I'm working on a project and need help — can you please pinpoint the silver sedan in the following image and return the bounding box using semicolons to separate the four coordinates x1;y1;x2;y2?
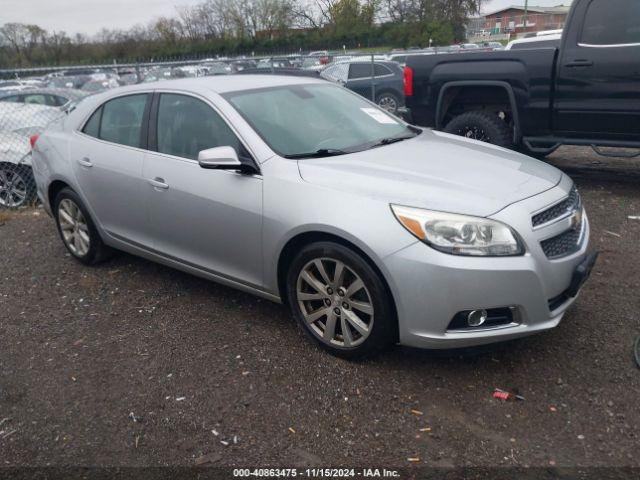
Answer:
30;76;596;358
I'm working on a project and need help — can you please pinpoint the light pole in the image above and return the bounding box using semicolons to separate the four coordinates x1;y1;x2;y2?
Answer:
523;0;528;29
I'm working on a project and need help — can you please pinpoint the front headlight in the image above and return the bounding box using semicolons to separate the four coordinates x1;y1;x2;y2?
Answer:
391;205;524;256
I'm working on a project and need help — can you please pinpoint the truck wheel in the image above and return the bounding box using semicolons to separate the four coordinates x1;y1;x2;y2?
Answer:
444;112;512;148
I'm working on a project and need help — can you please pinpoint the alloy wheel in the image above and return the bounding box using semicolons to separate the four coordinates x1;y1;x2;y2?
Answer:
0;168;28;208
296;257;374;347
458;126;490;142
58;198;91;257
377;95;398;113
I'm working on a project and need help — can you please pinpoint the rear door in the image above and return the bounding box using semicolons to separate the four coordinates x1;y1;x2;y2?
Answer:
554;0;640;139
347;63;377;100
70;93;152;246
142;92;263;287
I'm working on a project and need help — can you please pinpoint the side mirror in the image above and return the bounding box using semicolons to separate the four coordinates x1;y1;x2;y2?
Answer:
198;146;241;170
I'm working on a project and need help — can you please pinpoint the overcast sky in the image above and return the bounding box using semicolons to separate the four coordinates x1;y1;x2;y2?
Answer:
3;0;572;36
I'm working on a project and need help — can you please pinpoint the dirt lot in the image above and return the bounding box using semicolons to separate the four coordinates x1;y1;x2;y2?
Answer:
0;147;639;471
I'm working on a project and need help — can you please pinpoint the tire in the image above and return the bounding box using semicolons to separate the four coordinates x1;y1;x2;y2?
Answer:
376;91;401;115
0;163;37;209
53;187;112;265
286;241;397;359
444;111;512;149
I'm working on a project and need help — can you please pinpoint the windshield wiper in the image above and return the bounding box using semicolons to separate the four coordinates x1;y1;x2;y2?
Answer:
284;148;350;159
372;134;417;147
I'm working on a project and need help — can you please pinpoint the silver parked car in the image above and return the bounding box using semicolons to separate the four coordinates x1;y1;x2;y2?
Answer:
30;76;597;357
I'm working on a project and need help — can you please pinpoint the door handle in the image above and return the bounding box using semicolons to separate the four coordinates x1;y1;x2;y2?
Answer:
565;59;594;68
148;177;169;190
77;157;93;168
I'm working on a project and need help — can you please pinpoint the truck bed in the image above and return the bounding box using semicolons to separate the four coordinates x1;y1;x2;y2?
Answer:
406;49;559;135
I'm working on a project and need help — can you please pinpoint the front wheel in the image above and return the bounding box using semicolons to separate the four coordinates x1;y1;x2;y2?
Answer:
286;242;397;358
444;111;512;149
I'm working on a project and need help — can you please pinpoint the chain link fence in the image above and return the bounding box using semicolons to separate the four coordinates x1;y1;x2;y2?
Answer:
0;103;67;209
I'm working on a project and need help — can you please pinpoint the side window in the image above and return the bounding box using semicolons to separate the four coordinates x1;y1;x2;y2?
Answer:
322;64;348;82
349;63;371;79
0;95;21;103
82;106;102;138
581;0;640;46
156;93;242;160
46;95;66;107
99;94;148;148
23;94;47;105
374;64;392;76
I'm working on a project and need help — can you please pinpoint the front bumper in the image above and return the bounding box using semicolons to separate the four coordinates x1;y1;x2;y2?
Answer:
383;177;593;349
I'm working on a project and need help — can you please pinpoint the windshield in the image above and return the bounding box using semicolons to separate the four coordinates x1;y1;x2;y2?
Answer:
224;84;415;158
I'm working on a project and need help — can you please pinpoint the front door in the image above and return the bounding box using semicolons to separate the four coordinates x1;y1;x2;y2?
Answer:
143;93;263;288
554;0;640;139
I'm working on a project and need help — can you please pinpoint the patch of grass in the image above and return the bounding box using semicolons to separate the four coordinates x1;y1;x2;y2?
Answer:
0;210;14;225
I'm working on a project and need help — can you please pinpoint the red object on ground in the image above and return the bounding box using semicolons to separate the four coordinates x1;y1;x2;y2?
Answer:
493;390;511;401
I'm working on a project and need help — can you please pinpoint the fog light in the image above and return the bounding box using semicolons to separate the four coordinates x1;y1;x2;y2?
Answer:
467;309;488;327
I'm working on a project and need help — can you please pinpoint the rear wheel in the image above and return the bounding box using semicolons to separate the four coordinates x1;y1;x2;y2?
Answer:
376;92;401;114
286;242;397;358
444;111;512;149
54;188;112;265
0;164;37;209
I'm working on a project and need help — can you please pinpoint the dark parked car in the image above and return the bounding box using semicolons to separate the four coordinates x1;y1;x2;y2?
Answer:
320;60;405;114
404;0;640;157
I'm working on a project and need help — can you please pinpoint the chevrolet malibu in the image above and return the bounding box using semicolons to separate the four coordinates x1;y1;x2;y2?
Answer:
30;76;597;358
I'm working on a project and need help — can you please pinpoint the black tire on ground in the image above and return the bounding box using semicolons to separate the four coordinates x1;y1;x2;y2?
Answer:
0;163;37;209
53;187;113;265
444;111;513;149
376;91;401;114
286;241;397;359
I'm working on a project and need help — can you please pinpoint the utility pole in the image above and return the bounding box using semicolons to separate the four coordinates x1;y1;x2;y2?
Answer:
523;0;528;29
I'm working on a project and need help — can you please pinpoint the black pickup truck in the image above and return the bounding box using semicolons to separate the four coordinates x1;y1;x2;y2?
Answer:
404;0;640;157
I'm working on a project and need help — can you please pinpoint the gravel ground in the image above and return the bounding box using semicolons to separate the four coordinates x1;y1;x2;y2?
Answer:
0;147;639;470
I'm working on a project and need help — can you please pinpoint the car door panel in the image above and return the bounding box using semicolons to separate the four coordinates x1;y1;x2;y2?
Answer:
70;93;152;246
143;154;263;287
143;92;263;288
71;136;148;244
554;0;640;139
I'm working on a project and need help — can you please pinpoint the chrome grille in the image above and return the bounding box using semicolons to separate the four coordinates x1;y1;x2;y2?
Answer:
532;186;580;227
540;227;582;259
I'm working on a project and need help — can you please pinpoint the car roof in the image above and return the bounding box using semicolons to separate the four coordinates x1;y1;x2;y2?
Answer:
98;75;327;95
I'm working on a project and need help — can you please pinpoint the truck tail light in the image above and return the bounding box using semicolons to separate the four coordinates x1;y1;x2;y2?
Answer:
403;66;413;97
30;134;40;149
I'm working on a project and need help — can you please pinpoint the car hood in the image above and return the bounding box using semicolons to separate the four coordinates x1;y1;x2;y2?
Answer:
297;129;563;217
